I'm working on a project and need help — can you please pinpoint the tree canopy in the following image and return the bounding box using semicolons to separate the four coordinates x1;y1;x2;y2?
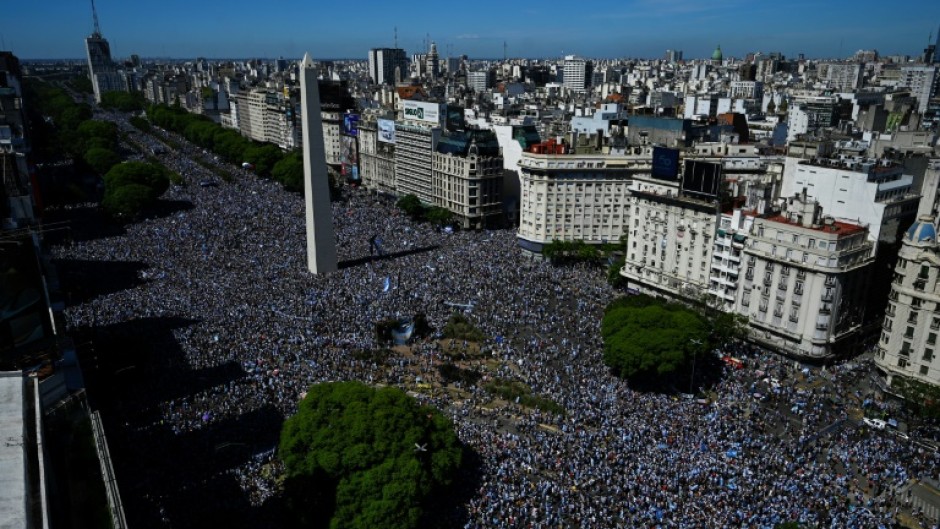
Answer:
100;91;146;112
601;295;710;385
396;194;424;220
279;382;463;529
83;147;121;176
101;162;170;219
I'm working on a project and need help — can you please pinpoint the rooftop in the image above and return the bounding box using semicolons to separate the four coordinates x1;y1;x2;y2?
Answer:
764;214;867;237
0;372;25;529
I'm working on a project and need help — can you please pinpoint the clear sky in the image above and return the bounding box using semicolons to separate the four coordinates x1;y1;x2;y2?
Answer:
4;0;940;61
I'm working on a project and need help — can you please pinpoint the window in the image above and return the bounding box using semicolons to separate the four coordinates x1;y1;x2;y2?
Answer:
921;365;929;376
924;349;934;362
929;332;937;345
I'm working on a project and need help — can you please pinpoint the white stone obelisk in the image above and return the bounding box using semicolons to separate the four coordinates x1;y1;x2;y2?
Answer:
299;52;338;274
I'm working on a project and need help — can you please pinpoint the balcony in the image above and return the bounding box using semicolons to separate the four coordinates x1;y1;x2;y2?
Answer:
821;293;833;302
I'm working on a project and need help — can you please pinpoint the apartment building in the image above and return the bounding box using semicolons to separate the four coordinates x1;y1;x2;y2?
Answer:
432;129;503;228
517;140;648;252
358;112;397;194
394;100;443;203
739;191;874;358
876;216;940;389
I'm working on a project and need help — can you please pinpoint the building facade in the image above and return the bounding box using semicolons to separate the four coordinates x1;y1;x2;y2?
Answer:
517;141;648;252
368;48;408;85
738;192;874;358
432;129;503;228
876;216;940;389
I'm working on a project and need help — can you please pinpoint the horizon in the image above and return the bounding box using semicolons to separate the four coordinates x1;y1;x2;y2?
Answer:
3;0;940;62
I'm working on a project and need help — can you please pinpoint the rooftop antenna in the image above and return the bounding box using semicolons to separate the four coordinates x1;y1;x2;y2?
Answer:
90;0;101;36
504;40;507;61
394;26;398;49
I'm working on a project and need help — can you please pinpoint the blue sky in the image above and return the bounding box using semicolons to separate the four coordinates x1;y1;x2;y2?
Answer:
4;0;940;60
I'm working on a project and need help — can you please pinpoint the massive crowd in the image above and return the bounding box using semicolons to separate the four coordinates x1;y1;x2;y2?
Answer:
51;110;940;528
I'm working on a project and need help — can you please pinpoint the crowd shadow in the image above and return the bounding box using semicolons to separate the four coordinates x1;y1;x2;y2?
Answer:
72;315;285;528
108;405;285;529
338;244;440;270
54;258;150;307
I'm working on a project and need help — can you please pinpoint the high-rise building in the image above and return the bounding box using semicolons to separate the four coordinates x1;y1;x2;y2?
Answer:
563;55;591;93
899;65;940;114
825;62;865;92
426;42;440;80
467;70;490;92
395;100;442;203
84;0;122;103
368;48;408;85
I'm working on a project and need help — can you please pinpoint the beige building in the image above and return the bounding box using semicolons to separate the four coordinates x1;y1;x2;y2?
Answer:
876;216;940;389
432;130;503;229
739;191;874;358
517;145;648;252
358;112;397;194
620;171;720;299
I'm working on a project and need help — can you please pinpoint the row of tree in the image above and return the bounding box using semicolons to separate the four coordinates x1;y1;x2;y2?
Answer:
100;162;171;219
395;194;454;227
146;104;308;192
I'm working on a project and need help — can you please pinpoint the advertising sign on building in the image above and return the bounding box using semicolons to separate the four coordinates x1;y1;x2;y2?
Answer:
378;119;396;144
342;113;360;136
341;135;360;182
651;146;680;181
402;100;441;125
682;160;722;200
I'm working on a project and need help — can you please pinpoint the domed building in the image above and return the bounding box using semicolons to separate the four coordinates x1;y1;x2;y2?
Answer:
711;45;723;65
876;215;940;390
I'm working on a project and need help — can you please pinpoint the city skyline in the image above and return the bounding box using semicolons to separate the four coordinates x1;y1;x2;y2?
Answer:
3;0;940;61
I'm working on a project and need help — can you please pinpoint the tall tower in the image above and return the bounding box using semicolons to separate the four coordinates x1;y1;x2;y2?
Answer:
299;53;338;274
85;0;120;103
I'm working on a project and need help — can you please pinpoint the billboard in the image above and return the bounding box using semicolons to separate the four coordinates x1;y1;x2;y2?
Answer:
682;160;722;200
342;113;359;136
341;135;360;182
651;146;680;181
446;104;465;131
378;119;396;144
403;100;440;124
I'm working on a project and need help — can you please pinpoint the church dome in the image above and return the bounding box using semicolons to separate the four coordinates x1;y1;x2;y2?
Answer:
712;45;723;61
905;215;938;245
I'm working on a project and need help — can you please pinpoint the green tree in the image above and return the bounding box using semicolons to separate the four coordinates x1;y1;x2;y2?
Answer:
100;91;146;112
279;382;463;529
69;75;94;94
601;296;709;384
396;194;425;219
83;147;121;176
77;119;118;150
607;256;627;288
244;143;284;178
103;161;169;200
271;151;304;192
101;183;153;219
892;376;940;420
425;206;453;227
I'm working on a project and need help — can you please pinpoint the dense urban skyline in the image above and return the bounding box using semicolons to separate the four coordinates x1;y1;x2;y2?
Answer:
4;0;940;60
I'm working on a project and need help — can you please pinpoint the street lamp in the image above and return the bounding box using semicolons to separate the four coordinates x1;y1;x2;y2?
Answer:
689;338;703;394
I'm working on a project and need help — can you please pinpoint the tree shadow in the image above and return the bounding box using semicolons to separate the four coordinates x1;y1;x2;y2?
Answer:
42;204;126;244
54;259;150;306
422;445;483;529
338;244;440;270
142;199;194;220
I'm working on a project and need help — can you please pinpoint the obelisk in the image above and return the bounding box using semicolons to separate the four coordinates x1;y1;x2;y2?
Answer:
299;52;338;274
